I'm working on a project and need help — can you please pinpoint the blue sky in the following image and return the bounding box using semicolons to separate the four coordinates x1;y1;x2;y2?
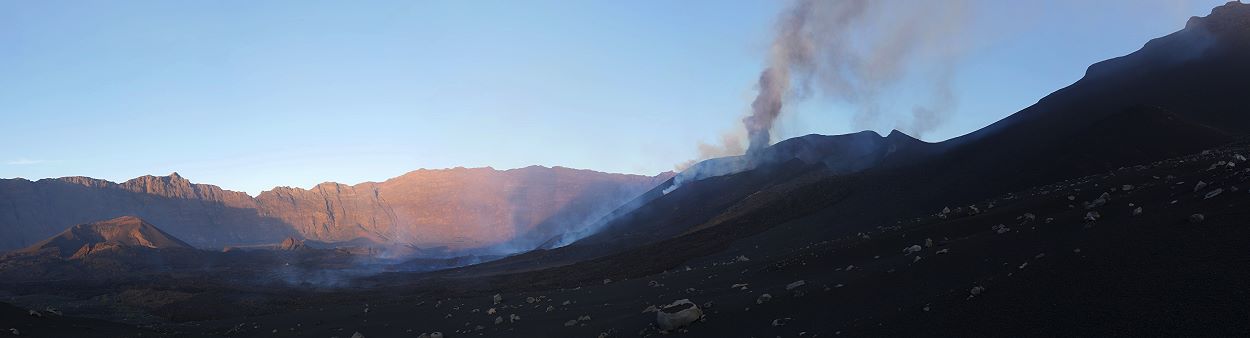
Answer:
0;0;1232;195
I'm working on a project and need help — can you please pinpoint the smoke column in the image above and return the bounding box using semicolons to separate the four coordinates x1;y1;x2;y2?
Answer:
740;0;970;153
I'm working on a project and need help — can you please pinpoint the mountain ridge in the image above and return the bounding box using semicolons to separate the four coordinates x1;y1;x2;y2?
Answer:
0;166;673;252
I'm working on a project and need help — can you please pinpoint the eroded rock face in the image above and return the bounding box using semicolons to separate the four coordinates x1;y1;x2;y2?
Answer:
21;216;193;258
0;167;672;251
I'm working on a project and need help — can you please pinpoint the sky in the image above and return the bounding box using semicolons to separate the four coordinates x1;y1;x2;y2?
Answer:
0;0;1234;195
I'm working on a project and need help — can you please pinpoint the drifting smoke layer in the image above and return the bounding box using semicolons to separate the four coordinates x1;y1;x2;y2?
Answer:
704;0;971;158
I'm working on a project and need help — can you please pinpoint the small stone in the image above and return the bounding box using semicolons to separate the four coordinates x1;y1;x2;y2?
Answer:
785;280;806;291
903;245;923;254
492;294;503;305
564;320;579;327
970;286;985;296
1194;181;1208;192
756;293;772;304
430;333;444;338
1084;211;1100;222
1189;214;1206;223
1205;188;1224;199
495;316;503;325
1132;206;1143;216
936;248;949;254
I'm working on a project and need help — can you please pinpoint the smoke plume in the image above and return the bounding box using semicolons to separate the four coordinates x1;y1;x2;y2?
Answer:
741;0;971;152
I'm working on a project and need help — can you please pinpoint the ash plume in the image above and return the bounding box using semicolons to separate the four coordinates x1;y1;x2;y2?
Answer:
741;0;971;152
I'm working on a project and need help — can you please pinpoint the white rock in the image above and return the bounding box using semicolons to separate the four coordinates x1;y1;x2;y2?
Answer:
785;280;806;291
656;299;703;331
970;286;985;296
1132;207;1143;216
936;248;949;254
430;332;443;338
487;307;496;315
492;293;503;305
1189;213;1206;223
494;316;503;324
351;332;365;338
564;320;578;327
1195;181;1208;192
1205;188;1224;199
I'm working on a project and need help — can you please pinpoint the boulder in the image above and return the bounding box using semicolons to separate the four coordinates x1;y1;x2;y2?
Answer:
656;299;703;331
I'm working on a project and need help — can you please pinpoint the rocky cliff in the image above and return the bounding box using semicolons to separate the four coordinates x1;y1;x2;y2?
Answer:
0;167;671;252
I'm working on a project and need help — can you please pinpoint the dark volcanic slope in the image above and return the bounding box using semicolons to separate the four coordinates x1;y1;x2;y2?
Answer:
0;167;672;251
446;130;929;277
